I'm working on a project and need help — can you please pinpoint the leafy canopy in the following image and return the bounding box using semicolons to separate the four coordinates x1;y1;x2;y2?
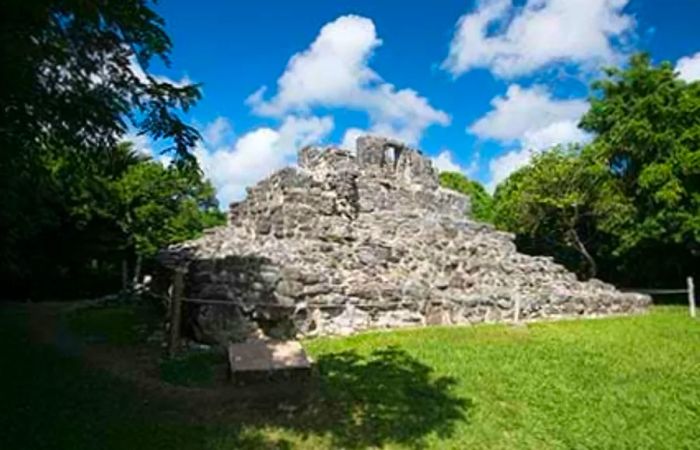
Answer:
491;53;699;285
580;53;700;257
0;0;221;297
5;140;225;298
492;145;626;278
114;155;225;259
0;0;201;164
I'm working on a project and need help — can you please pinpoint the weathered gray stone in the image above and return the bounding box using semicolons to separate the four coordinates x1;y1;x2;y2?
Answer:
158;136;651;345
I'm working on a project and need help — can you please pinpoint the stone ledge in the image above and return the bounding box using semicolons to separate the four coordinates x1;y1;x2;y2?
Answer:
228;340;313;384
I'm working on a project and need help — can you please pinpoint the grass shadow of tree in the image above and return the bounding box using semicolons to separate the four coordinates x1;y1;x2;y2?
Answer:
2;303;471;449
288;346;471;449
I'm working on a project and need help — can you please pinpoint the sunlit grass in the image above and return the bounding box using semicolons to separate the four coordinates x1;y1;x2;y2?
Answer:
305;306;700;448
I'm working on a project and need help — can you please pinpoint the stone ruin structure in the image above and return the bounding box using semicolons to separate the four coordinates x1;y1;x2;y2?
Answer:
159;136;650;345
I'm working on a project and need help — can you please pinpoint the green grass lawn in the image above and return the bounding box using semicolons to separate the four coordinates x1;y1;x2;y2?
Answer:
1;304;699;449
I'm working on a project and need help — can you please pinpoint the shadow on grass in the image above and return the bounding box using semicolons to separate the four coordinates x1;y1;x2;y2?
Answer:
289;347;471;449
156;345;471;448
160;349;225;387
0;305;293;450
1;304;470;449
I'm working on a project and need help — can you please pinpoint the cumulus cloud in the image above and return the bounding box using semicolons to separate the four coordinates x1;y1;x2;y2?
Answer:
432;150;479;177
470;85;590;190
676;52;700;82
196;115;333;207
340;127;365;152
443;0;635;78
203;117;233;146
487;149;534;191
470;85;588;141
248;15;449;146
486;121;589;190
521;120;588;150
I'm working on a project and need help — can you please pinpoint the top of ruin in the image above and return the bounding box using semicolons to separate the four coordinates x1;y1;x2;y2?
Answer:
223;135;470;234
298;135;439;189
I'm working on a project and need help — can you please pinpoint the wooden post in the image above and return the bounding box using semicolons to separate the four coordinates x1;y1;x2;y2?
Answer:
688;277;696;319
514;295;521;324
168;268;186;356
121;259;129;292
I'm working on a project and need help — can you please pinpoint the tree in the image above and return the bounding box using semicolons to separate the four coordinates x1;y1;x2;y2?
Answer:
2;139;225;298
1;0;201;164
492;54;699;285
492;146;624;279
580;53;700;284
0;142;146;297
439;172;494;223
114;158;225;286
0;0;204;296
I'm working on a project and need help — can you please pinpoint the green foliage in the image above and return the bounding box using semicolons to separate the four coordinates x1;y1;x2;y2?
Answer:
0;0;201;166
492;145;626;278
579;53;700;283
492;53;699;285
0;140;225;299
0;1;228;298
438;172;494;222
114;158;225;259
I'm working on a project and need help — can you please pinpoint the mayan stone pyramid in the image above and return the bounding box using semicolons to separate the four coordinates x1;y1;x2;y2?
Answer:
159;136;650;345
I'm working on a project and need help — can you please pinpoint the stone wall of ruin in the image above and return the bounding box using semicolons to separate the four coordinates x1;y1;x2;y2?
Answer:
160;136;650;345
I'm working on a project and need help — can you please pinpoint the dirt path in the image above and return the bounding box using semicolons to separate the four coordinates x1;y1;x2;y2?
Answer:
24;302;316;422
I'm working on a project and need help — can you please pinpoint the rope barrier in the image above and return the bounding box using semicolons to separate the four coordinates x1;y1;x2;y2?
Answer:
181;298;241;306
180;298;295;308
620;289;688;294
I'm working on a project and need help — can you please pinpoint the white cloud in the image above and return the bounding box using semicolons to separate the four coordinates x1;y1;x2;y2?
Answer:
432;150;479;177
203;117;233;146
196;115;334;207
487;148;534;191
341;127;365;152
676;52;700;82
521;120;589;150
470;85;588;141
443;0;635;78
248;15;449;146
159;155;173;167
470;85;590;190
486;121;590;190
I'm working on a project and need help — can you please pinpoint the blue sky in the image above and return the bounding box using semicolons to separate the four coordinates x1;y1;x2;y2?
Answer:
137;0;700;206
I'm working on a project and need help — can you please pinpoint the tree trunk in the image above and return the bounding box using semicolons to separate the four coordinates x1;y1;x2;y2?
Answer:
132;254;142;287
570;228;597;279
121;258;129;292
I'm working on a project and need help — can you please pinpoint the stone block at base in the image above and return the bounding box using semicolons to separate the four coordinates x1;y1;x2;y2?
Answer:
228;340;312;383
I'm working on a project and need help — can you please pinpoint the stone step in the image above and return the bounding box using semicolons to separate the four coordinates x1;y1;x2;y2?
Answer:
228;339;313;384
